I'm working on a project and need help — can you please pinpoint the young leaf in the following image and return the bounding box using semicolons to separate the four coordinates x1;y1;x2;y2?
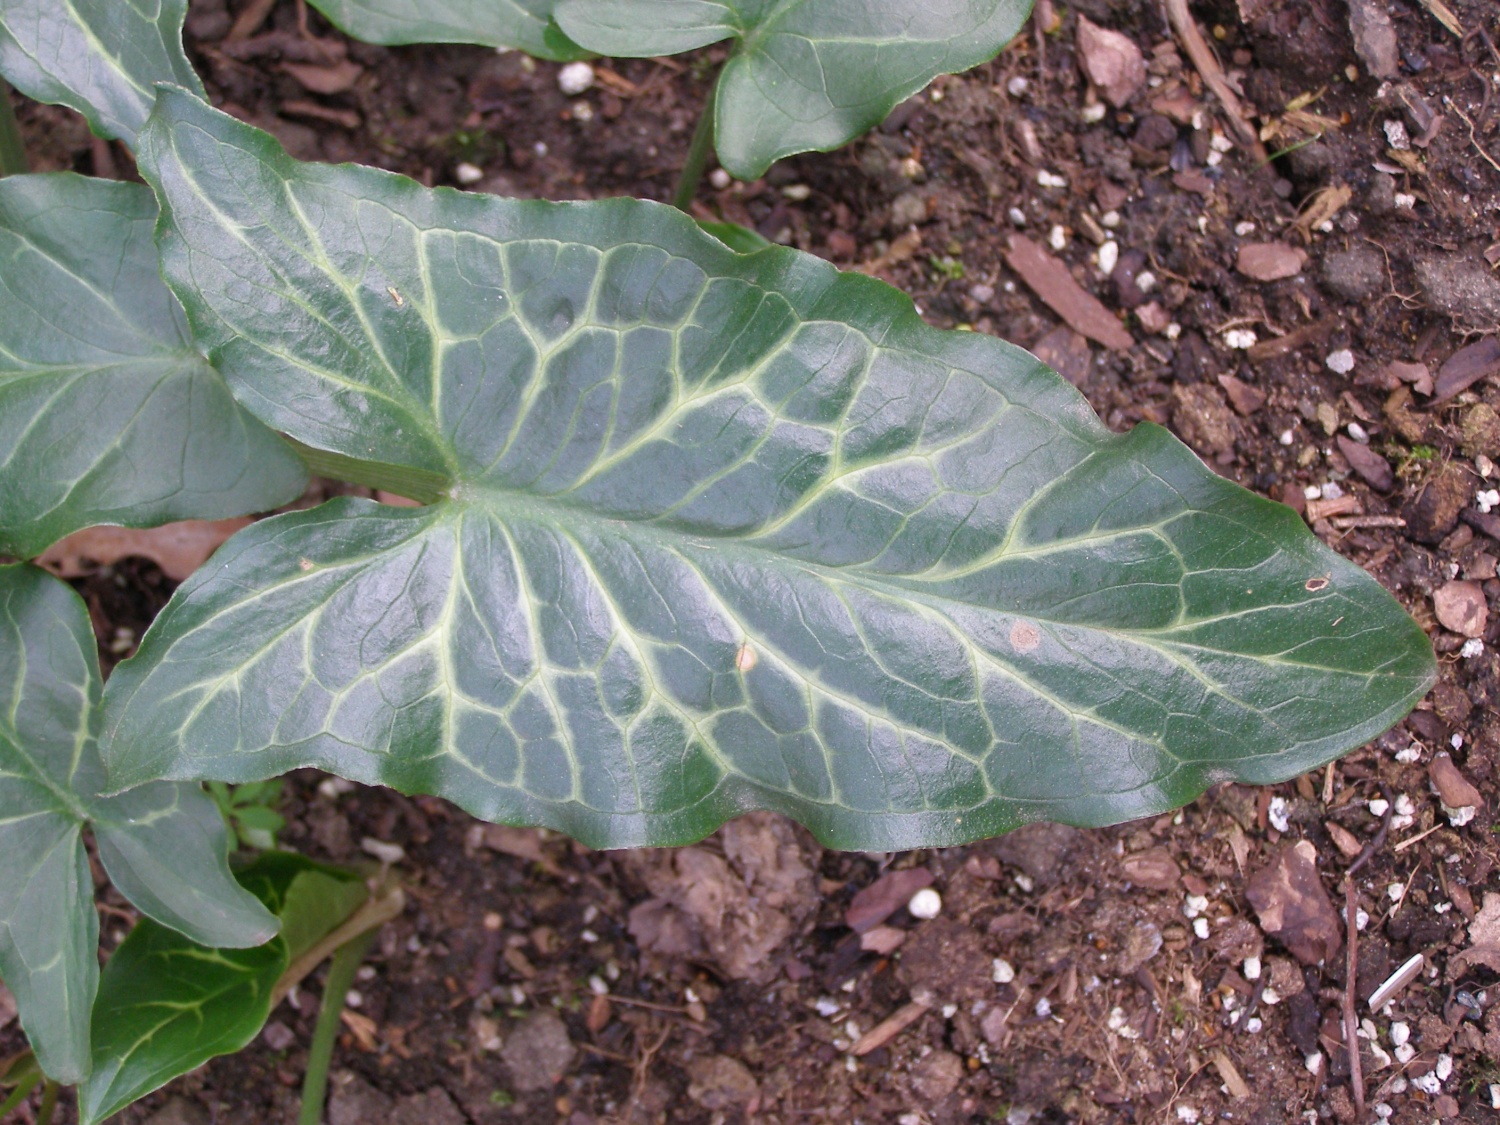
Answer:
302;0;587;60
79;855;367;1125
0;564;277;1083
0;0;202;147
0;174;307;559
106;91;1435;852
555;0;1034;180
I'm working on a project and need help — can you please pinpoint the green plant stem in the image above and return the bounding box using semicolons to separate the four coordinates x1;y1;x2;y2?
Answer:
298;929;377;1125
34;1081;59;1125
0;81;28;177
671;76;719;212
0;1071;42;1118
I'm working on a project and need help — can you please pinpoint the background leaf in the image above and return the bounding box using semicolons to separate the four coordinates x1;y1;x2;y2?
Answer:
555;0;1035;179
303;0;587;60
0;564;277;1083
106;93;1435;852
0;0;201;146
0;174;307;559
79;854;367;1125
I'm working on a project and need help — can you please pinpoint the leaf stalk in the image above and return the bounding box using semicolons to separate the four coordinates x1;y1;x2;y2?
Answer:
0;81;28;177
297;929;377;1125
671;74;719;212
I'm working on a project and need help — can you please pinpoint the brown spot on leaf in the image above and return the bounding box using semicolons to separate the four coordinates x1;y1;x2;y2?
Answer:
1305;576;1330;591
1009;620;1042;652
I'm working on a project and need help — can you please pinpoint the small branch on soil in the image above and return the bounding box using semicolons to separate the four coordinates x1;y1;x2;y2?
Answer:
1347;782;1393;877
1441;95;1500;174
852;997;932;1056
1162;0;1268;161
1342;878;1365;1120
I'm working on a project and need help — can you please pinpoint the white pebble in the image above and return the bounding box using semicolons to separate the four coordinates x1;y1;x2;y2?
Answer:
1411;1070;1441;1095
1395;745;1422;763
992;958;1017;984
1321;481;1344;500
1356;908;1369;930
1460;638;1486;658
1007;76;1030;97
1036;170;1067;188
908;888;942;919
1304;1052;1324;1075
570;100;594;122
1389;1021;1410;1047
1007;206;1027;226
1183;894;1209;919
580;928;599;942
1394;192;1417;209
1395;1042;1416;1064
1081;102;1107;123
1176;1106;1200;1124
1386;882;1405;903
1346;422;1368;443
1279;429;1295;446
815;996;842;1017
1268;797;1290;833
1234;221;1257;236
360;837;405;864
1244;956;1262;981
1100;210;1121;228
1383;120;1410;150
1491;1084;1500;1110
588;974;608;995
709;168;732;189
1210;132;1234;153
1475;488;1499;514
557;61;595;95
1013;873;1034;893
1098;240;1119;274
1034;997;1052;1018
1304;485;1323;501
1368;798;1389;817
1048;224;1068;251
1193;917;1210;940
1223;329;1257;349
454;162;485;185
1325;349;1355;374
1245;1017;1263;1033
1262;988;1282;1005
1164;323;1181;340
1135;270;1156;292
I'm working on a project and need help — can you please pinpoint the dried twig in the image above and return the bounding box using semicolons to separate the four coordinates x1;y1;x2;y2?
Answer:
1162;0;1268;160
1347;782;1393;876
1441;95;1500;174
1342;878;1365;1120
852;998;932;1056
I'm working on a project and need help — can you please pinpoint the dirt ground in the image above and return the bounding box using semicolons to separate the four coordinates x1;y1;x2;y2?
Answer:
4;0;1500;1122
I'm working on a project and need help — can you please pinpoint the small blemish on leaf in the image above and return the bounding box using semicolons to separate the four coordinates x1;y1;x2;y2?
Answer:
388;286;404;307
299;558;314;572
1305;576;1330;591
1009;620;1041;653
735;643;757;672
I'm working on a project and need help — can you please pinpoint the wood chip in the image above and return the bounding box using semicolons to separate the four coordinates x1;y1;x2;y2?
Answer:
280;100;361;130
282;60;364;95
1432;337;1500;404
846;868;933;933
1213;1051;1253;1100
1306;494;1362;521
1076;16;1146;108
1385;360;1434;396
852;998;931;1056
1236;243;1308;281
1429;751;1484;808
1246;840;1342;966
1246;317;1337;362
1325;821;1364;859
1336;435;1394;491
1366;952;1424;1010
1417;0;1463;37
1120;848;1181;891
1004;234;1134;351
1432;580;1488;637
1218;373;1266;415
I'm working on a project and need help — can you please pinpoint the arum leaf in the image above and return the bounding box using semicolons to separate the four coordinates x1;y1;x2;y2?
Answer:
79;855;367;1125
0;174;308;559
555;0;1034;179
0;565;276;1083
302;0;587;60
105;92;1434;852
0;0;201;146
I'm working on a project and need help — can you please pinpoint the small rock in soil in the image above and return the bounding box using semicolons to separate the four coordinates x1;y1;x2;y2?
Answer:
1246;840;1342;966
686;1055;759;1111
1236;242;1307;281
1031;325;1093;388
1075;16;1146;108
1347;0;1400;78
895;917;993;1005
1172;383;1239;460
1415;254;1500;330
1404;463;1474;545
1319;247;1386;303
1336;434;1394;491
1217;373;1266;416
1120;848;1181;891
1116;922;1164;974
329;1071;394;1125
991;822;1085;889
391;1088;466;1125
1433;580;1489;637
1462;404;1500;459
911;1049;965;1101
500;1010;576;1092
143;1098;209;1125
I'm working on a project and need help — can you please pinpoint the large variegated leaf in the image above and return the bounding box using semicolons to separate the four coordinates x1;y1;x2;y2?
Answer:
555;0;1033;180
0;0;201;146
0;173;307;559
303;0;586;59
80;854;367;1125
104;91;1434;852
0;564;276;1083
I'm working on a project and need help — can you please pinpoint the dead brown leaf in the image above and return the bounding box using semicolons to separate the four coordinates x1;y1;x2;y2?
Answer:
281;59;363;95
1246;840;1343;966
1004;234;1134;351
37;518;250;581
1076;16;1146;108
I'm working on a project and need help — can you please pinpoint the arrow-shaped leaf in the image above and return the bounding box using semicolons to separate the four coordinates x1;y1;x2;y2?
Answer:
302;0;587;60
0;563;277;1083
0;0;202;146
79;853;368;1125
104;91;1434;853
0;173;307;559
555;0;1034;179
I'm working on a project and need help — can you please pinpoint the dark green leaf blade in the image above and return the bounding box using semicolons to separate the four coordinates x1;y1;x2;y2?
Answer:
556;0;1034;179
0;564;276;1080
77;854;362;1125
108;92;1435;851
303;0;587;59
0;173;308;559
0;0;202;146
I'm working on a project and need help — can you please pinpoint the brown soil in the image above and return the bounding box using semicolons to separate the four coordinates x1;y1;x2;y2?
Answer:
5;1;1500;1122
